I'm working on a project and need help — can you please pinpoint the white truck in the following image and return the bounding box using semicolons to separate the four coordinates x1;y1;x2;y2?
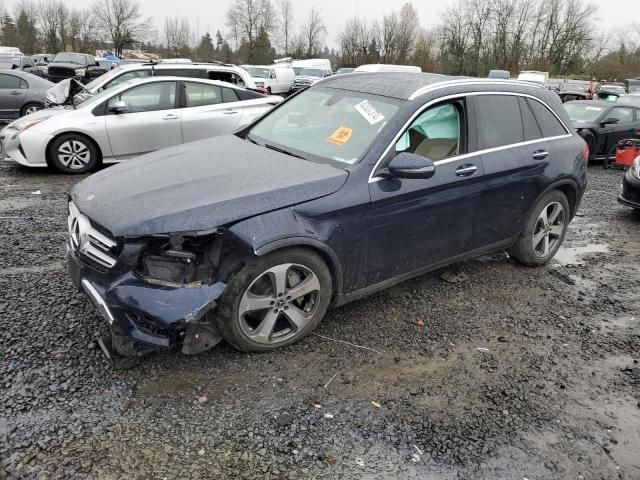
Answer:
517;71;549;87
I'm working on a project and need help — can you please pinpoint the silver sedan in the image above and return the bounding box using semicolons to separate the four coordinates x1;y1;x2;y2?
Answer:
0;76;282;173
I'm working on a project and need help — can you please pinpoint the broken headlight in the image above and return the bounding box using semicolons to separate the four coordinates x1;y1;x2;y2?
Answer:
138;230;223;286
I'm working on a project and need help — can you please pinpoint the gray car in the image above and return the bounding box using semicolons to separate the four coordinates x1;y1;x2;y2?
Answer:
0;70;53;120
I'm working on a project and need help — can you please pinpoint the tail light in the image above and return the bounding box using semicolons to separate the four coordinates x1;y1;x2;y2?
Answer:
581;143;589;163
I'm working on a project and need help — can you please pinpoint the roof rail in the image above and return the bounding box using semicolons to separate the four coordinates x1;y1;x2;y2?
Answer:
409;78;544;100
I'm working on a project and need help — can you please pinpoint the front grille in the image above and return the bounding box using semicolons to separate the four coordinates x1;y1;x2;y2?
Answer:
68;202;117;269
294;80;311;88
48;66;75;77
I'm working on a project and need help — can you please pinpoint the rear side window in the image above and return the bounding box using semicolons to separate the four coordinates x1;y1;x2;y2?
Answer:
527;99;568;137
106;70;151;89
518;97;542;141
0;73;21;89
222;87;239;103
184;82;221;107
237;89;263;100
475;95;524;150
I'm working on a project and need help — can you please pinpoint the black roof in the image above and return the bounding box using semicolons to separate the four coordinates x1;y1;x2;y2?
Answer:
320;72;462;100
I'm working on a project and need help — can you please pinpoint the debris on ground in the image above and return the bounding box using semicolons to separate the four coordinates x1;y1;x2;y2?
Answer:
30;190;41;195
371;401;382;409
355;458;365;467
440;268;469;284
416;318;425;327
476;348;490;353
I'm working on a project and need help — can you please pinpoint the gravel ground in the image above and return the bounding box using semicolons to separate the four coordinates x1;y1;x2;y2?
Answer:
1;161;639;480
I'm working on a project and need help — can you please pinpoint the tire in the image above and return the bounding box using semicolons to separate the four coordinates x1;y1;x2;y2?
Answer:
21;102;43;117
215;248;333;352
267;86;272;94
48;133;99;174
509;190;570;267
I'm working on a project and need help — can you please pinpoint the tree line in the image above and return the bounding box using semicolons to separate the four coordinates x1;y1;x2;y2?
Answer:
0;0;638;79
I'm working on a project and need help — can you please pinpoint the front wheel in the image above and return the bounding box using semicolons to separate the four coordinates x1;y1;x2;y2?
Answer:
48;134;99;174
216;248;332;352
509;190;570;266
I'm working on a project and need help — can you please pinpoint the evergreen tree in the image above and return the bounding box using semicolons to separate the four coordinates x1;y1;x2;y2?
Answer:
1;13;18;47
196;32;215;62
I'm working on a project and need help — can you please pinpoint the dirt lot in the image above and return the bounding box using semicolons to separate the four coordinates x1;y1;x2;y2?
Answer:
1;161;639;479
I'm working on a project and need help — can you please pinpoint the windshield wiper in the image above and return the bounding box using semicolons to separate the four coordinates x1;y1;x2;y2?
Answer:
264;143;307;160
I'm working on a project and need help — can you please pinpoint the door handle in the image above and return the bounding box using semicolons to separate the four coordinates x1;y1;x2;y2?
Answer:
162;114;179;120
10;91;22;95
532;150;549;160
224;110;239;115
456;164;477;177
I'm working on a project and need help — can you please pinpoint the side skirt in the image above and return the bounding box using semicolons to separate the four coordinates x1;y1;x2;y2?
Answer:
331;238;516;308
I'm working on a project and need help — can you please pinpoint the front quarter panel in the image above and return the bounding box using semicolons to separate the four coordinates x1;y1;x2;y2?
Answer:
227;169;371;294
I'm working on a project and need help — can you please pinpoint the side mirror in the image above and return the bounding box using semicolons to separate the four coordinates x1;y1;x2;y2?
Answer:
601;117;620;125
109;100;126;114
95;61;100;66
380;152;436;179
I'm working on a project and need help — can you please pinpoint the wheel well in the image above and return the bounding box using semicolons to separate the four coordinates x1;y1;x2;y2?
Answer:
555;184;577;217
45;132;103;168
255;243;343;295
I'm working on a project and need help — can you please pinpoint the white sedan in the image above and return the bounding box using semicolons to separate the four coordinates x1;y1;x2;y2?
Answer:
0;77;282;173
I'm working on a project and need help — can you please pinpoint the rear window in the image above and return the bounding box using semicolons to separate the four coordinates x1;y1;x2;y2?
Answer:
527;99;567;137
156;68;207;79
518;97;542;141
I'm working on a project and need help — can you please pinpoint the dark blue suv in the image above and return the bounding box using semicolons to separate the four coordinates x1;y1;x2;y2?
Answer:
67;73;588;358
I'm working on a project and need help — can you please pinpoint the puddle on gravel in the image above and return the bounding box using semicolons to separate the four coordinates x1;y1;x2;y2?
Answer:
554;244;609;266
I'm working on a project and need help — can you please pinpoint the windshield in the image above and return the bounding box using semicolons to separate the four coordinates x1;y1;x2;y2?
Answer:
299;68;323;77
564;103;605;122
52;53;86;65
629;84;640;93
249;88;401;165
247;67;270;78
600;85;625;94
76;79;136;107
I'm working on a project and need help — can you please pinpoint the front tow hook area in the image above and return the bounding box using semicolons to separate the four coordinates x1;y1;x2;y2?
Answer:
96;336;142;370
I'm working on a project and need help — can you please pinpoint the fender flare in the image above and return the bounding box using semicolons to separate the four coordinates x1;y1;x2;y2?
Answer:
254;237;344;294
532;178;580;218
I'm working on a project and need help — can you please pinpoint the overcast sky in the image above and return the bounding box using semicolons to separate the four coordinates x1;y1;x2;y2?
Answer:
62;0;639;49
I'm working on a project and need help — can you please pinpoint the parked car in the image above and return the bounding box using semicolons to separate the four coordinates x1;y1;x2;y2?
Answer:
245;65;295;94
618;155;640;212
0;77;282;173
624;79;640;94
564;100;640;162
488;69;510;79
290;58;332;75
517;71;548;86
335;68;355;75
0;53;37;74
73;62;263;104
557;82;588;103
44;52;100;83
289;67;333;93
593;83;626;101
87;60;119;80
65;73;587;359
31;53;53;76
0;70;52;120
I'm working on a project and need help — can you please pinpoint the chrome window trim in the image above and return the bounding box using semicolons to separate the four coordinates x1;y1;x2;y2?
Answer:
369;90;572;183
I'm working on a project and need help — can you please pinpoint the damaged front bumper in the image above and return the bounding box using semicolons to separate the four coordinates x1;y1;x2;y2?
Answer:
67;243;225;355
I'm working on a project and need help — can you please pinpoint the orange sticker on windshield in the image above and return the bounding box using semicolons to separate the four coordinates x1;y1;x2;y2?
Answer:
327;126;353;146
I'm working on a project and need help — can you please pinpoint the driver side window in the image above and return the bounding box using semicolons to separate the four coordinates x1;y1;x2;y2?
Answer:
395;102;461;161
608;107;633;124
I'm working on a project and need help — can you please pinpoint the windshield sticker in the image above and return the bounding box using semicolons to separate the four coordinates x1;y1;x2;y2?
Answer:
327;126;353;146
355;100;385;125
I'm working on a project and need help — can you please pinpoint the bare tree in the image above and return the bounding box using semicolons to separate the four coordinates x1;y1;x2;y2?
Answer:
92;0;152;56
68;9;94;52
164;17;192;57
300;6;325;57
38;0;66;52
225;0;275;62
339;16;373;66
275;0;293;54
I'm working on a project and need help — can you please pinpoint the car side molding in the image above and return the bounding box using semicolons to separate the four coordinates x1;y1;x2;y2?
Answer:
255;237;344;294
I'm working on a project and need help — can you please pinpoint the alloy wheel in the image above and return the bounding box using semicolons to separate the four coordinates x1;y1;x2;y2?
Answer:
58;140;91;170
238;263;321;345
25;105;40;115
532;201;565;257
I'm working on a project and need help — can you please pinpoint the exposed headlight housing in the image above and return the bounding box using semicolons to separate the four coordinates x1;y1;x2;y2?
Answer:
75;68;86;76
631;156;640;180
42;66;48;74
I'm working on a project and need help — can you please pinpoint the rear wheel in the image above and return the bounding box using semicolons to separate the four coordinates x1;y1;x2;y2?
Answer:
48;133;99;174
216;248;332;352
21;102;43;116
510;190;570;266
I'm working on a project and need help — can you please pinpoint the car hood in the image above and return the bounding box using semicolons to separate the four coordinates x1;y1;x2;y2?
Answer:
295;76;322;83
48;62;84;70
71;135;349;237
571;120;598;129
